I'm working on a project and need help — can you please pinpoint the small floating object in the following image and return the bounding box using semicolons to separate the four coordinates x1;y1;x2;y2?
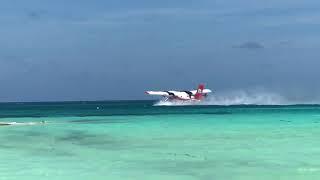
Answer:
96;107;100;110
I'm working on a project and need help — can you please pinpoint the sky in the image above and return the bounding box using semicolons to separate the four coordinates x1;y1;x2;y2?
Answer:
1;0;320;101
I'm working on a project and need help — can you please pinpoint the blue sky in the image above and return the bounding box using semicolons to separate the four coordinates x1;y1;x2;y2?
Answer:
1;0;320;101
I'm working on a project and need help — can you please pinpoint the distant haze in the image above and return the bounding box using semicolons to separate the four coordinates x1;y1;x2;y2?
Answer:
1;0;320;102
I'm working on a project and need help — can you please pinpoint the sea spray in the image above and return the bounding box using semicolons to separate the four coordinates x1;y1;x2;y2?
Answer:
203;91;289;105
154;90;290;106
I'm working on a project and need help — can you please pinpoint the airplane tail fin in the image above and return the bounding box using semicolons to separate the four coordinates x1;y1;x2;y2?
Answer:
194;84;205;100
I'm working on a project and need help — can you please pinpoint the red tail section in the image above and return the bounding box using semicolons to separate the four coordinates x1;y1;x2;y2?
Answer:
194;84;205;100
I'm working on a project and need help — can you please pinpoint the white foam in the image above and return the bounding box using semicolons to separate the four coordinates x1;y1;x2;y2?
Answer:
154;100;200;106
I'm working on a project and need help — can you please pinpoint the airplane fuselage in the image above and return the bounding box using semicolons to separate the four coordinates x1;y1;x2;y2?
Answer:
166;91;194;100
145;85;212;102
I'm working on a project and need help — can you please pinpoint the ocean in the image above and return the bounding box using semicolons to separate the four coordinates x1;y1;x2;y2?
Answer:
1;101;320;180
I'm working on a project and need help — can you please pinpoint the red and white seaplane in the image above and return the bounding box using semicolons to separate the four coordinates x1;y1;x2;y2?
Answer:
145;84;212;102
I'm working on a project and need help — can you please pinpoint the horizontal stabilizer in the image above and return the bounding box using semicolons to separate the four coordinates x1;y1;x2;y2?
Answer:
190;89;212;94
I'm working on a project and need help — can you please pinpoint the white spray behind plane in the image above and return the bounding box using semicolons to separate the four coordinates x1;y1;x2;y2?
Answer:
145;84;212;102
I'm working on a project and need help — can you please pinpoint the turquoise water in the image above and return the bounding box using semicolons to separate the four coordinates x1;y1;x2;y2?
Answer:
1;101;320;179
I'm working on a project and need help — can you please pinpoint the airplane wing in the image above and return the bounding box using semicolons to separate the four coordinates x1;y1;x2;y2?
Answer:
145;91;174;97
190;89;212;95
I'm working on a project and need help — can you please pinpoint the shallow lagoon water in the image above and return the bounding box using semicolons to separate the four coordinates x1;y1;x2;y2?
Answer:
1;101;320;180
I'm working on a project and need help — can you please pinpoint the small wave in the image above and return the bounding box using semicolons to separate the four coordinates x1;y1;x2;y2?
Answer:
0;121;46;126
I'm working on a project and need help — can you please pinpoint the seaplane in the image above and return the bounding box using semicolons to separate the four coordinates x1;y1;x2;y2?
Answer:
145;84;212;102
